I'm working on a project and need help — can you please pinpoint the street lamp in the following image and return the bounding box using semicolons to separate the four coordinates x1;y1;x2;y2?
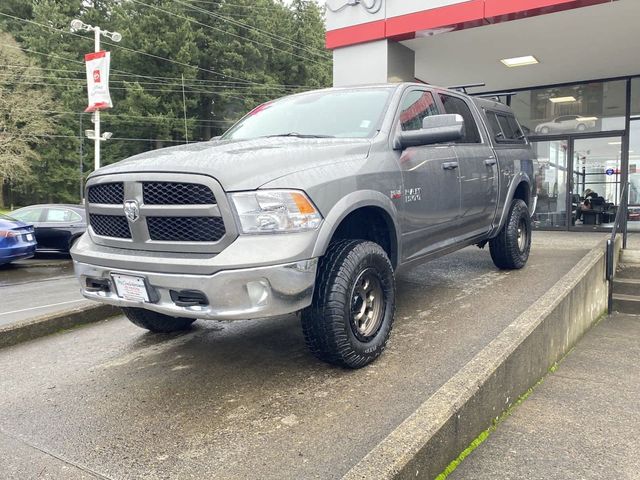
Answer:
71;19;121;171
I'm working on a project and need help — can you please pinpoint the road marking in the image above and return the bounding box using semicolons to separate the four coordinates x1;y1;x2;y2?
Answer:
0;299;87;317
0;275;76;288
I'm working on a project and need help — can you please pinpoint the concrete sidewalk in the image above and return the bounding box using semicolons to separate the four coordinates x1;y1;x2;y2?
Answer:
450;313;640;480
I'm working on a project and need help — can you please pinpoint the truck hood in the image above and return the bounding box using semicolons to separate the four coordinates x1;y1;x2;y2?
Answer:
92;137;372;191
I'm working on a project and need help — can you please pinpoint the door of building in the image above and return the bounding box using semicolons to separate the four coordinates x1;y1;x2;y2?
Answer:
532;135;626;231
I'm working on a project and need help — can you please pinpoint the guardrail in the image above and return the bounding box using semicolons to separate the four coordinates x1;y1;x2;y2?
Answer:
606;181;629;314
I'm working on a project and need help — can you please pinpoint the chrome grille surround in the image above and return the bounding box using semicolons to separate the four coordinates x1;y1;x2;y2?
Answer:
85;173;237;254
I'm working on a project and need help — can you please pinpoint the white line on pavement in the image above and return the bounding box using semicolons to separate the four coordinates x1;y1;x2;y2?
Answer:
0;299;87;317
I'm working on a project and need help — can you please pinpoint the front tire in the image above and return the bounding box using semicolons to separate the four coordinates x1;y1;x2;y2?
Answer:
301;240;395;369
122;307;195;333
489;199;532;270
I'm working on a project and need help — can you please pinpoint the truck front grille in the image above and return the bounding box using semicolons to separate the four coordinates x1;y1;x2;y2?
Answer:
89;214;132;239
143;182;216;205
85;173;235;254
147;217;225;242
87;183;124;204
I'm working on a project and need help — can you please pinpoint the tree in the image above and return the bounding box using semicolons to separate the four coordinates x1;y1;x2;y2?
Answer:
0;32;56;208
0;0;332;205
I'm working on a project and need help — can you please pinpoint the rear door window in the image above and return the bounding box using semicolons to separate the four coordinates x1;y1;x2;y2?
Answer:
45;208;82;223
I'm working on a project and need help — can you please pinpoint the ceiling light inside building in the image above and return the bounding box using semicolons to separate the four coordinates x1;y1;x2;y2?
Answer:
500;55;539;67
608;141;622;145
549;96;577;103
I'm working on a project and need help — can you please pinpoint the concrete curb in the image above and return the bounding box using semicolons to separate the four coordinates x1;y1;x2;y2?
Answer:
0;304;119;349
343;238;620;480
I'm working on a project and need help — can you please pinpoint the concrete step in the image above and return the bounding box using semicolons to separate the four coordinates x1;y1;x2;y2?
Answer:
612;278;640;297
620;249;640;264
616;263;640;280
612;293;640;315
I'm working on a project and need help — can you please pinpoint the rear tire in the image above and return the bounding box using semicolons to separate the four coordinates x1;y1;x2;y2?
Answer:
301;240;395;369
489;199;532;270
122;307;195;333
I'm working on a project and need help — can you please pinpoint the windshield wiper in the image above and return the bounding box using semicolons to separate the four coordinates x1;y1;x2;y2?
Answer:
265;132;335;139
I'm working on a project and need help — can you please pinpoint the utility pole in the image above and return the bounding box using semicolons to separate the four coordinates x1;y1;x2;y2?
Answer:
70;19;121;171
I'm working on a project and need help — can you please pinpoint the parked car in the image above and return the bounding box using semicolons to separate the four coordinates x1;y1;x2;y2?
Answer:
72;83;537;368
0;214;37;265
534;115;597;134
10;204;86;253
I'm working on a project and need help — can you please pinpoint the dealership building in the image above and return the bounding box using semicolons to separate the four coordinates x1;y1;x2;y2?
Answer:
324;0;640;231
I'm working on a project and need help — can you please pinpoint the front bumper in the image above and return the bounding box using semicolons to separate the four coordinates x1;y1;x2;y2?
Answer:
73;258;318;321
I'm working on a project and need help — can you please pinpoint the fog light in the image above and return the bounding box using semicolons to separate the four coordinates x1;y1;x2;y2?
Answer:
247;280;269;307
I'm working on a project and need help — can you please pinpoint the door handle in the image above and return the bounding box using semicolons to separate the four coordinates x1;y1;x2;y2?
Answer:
484;158;497;166
442;162;459;170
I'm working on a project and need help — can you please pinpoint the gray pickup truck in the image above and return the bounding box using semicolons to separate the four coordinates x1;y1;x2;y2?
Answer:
71;83;537;368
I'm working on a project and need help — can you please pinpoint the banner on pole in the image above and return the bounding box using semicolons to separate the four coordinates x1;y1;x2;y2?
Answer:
84;50;113;112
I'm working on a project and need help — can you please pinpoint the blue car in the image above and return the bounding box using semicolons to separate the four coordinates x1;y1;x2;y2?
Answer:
0;214;37;265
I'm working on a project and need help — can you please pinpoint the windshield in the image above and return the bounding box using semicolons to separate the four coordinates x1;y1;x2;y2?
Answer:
222;88;392;141
0;214;18;222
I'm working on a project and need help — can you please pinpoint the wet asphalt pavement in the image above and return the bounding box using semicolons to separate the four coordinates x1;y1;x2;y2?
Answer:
0;256;89;326
0;232;605;479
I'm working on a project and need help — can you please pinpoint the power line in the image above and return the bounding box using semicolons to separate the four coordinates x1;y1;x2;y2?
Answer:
31;133;188;143
175;0;330;60
0;12;260;85
0;63;308;88
129;0;326;66
2;77;293;97
0;70;302;93
16;107;238;125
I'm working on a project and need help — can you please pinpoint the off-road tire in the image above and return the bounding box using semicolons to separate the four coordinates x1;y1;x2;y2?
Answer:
122;307;195;333
301;240;395;369
489;199;532;270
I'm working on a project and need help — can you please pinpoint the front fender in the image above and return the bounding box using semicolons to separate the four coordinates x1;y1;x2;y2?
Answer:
311;190;401;264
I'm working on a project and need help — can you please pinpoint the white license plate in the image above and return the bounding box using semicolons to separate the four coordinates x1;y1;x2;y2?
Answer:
26;233;34;241
111;274;150;302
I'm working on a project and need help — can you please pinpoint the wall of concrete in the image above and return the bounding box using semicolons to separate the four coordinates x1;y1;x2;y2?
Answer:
344;237;619;479
333;40;415;86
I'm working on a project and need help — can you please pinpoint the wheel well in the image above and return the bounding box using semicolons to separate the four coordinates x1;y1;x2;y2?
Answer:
330;207;398;268
513;181;530;207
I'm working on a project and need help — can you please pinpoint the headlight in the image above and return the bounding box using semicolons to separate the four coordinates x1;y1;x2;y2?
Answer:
229;190;322;234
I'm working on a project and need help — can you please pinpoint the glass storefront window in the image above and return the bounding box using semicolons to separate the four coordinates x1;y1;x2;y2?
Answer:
632;77;640;117
510;80;627;136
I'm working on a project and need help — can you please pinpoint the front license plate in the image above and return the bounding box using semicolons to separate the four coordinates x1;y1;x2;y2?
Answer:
112;274;150;302
25;233;34;241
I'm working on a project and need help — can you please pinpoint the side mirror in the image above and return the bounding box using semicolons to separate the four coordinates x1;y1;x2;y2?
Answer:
209;136;221;142
395;114;464;150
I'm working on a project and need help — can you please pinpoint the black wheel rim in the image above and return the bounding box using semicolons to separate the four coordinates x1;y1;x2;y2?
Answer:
350;268;385;342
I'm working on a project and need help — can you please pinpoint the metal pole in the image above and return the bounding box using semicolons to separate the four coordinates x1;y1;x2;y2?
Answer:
79;113;84;201
94;26;101;171
181;74;189;144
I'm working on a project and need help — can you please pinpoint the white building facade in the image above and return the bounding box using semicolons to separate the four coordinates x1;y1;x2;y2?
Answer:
325;0;640;231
